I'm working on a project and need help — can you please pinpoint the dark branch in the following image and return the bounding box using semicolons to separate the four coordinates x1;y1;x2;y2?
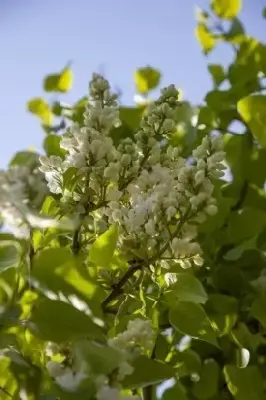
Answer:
101;260;142;311
142;336;157;400
72;226;81;255
230;180;248;212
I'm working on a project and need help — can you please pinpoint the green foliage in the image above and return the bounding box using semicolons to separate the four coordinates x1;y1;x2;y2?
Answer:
224;365;264;399
237;95;266;147
43;66;73;93
89;224;119;267
165;273;208;304
195;23;216;54
162;382;187;400
0;242;20;272
193;359;219;399
123;356;175;388
211;0;242;19
208;64;226;87
169;302;218;346
29;298;103;342
27;97;53;125
1;2;266;399
134;66;161;94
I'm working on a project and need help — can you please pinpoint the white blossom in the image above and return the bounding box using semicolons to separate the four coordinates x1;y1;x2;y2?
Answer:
0;164;47;237
46;361;88;392
36;73;225;267
108;318;155;353
97;385;140;400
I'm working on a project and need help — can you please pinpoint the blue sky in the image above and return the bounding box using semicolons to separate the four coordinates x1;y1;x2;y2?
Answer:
0;0;265;168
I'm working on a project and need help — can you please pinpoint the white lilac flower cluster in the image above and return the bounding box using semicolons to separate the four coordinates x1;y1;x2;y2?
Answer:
45;318;153;399
0;165;47;237
39;73;120;202
105;134;225;265
39;72;225;265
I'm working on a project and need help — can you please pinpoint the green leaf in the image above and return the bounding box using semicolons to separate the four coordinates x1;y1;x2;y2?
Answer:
165;273;208;304
163;381;188;400
211;0;242;19
205;89;235;111
41;196;59;216
123;355;175;388
251;296;266;328
208;64;226;87
9;151;39;168
44;67;73;93
27;98;53;125
169;302;218;346
231;323;260;357
111;106;145;145
171;349;201;377
0;242;20;272
195;24;216;54
212;264;245;296
74;340;123;375
224;208;266;245
193;359;219;399
223;236;257;261
237;95;266;147
206;294;238;315
224;365;264;400
227;18;245;43
263;7;266;19
28;298;103;342
43;134;65;157
0;357;18;398
89;225;119;267
70;96;88;124
120;107;144;131
31;248;97;302
134;66;161;94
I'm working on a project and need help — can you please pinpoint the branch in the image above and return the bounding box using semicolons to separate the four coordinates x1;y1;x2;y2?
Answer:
0;386;12;398
72;226;82;255
71;200;107;255
101;260;142;311
230;180;248;212
142;336;157;400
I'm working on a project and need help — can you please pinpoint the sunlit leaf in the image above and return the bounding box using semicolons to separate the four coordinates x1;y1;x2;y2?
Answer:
43;134;65;157
31;248;96;301
0;242;20;272
169;302;218;346
44;66;73;93
211;0;242;19
27;98;53;125
134;66;161;94
28;298;103;342
89;225;119;267
195;23;216;54
165;273;208;304
237;95;266;147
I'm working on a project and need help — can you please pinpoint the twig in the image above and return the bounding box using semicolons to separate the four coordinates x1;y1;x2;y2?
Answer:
72;226;82;255
230;180;248;212
0;386;12;398
142;336;158;400
101;260;143;311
